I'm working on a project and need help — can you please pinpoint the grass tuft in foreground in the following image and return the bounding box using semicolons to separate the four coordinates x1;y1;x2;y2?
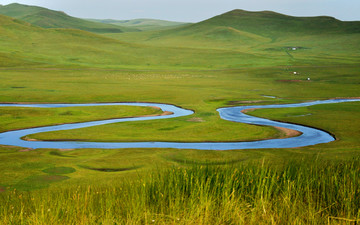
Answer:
1;158;359;224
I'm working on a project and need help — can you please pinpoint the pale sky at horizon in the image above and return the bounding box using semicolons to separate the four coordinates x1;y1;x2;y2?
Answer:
0;0;359;22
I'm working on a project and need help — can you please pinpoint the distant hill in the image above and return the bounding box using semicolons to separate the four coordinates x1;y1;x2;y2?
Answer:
0;9;359;69
153;9;360;41
191;10;360;38
0;3;138;33
106;9;360;53
88;18;188;31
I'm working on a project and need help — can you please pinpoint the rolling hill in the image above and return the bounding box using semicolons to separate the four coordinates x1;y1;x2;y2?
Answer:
0;3;138;33
0;14;130;67
0;7;359;69
143;9;360;41
105;9;360;58
190;10;360;38
87;18;188;31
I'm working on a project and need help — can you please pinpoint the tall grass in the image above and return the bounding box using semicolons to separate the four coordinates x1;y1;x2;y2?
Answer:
1;158;359;224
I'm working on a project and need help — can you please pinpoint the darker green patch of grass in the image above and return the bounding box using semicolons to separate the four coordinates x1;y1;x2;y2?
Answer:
42;167;76;175
11;86;25;89
198;112;215;117
21;162;53;169
58;111;74;116
79;165;141;172
0;148;18;154
49;150;75;157
13;175;69;191
158;126;180;131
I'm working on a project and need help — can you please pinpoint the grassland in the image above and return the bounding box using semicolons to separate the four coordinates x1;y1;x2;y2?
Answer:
1;159;359;224
0;6;359;224
1;66;359;187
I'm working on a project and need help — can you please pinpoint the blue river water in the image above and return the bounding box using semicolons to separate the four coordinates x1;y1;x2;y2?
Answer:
0;99;358;150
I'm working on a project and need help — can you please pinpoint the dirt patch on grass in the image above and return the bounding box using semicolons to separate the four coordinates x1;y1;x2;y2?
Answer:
241;108;302;139
139;111;173;117
150;106;161;110
0;187;5;192
241;108;259;114
274;126;302;138
23;137;38;141
187;117;205;122
19;148;32;152
161;111;173;116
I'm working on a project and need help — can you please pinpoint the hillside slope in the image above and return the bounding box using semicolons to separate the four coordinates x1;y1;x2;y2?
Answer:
0;3;138;33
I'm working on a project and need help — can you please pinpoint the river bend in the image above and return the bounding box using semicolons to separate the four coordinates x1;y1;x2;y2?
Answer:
0;99;358;150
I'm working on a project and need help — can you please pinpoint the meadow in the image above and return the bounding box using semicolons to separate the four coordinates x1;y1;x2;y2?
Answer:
0;6;359;224
1;66;359;224
1;159;359;224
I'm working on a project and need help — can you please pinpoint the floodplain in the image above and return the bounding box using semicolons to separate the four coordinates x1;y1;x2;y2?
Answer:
0;5;359;224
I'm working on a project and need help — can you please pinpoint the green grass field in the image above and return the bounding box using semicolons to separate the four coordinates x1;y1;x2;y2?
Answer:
0;6;359;224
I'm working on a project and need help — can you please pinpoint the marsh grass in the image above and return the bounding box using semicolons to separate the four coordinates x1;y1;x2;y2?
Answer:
1;158;359;224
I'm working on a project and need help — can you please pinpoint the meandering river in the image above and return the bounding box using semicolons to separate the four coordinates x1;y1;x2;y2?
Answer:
0;99;358;150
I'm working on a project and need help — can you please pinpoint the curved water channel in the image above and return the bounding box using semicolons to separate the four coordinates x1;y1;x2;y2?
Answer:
0;99;359;150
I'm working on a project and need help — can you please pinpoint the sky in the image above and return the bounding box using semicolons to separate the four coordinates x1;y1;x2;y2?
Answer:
0;0;359;22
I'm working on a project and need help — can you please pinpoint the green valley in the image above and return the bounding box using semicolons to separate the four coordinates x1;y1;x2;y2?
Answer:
0;3;359;224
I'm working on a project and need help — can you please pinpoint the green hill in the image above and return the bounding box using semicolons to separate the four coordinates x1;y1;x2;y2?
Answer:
121;9;359;40
106;9;360;57
88;18;188;31
0;3;138;33
0;14;131;67
193;10;360;38
0;8;359;69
